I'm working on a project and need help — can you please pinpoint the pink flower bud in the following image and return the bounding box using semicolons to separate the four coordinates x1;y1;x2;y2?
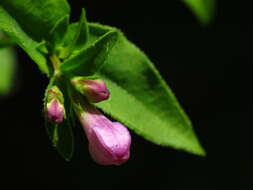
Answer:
45;86;65;124
72;77;110;103
79;107;131;165
46;99;64;123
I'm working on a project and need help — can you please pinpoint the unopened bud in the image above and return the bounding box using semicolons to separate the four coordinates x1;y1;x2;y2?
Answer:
71;77;110;103
79;106;131;165
45;86;65;123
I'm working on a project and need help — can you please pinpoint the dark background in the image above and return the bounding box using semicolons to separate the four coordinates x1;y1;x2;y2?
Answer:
3;0;252;189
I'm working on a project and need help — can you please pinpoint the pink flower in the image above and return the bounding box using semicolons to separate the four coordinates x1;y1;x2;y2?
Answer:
79;107;131;165
72;77;110;103
46;98;64;123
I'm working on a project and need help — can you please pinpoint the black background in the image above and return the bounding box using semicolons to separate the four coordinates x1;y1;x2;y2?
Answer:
3;0;252;189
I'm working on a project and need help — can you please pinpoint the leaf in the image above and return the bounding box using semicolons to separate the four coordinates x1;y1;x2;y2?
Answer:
0;0;70;40
0;0;70;75
49;14;69;50
59;30;117;76
75;8;89;49
0;6;46;74
45;120;74;161
36;40;49;55
44;79;74;161
82;23;206;156
59;8;89;59
0;34;15;48
0;45;16;95
183;0;215;24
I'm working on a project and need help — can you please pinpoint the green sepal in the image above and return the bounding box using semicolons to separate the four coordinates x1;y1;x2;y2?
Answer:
46;85;64;105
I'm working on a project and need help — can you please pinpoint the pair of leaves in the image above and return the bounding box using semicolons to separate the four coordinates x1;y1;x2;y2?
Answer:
0;0;207;161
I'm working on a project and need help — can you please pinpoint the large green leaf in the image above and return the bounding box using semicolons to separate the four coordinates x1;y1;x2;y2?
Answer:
0;7;48;74
183;0;215;24
85;23;205;156
0;45;16;95
0;0;70;40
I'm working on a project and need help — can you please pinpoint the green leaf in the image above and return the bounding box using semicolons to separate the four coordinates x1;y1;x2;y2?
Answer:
0;0;70;40
0;45;16;95
59;8;89;59
0;6;47;74
45;120;74;161
0;34;15;48
183;0;215;24
0;0;70;75
36;40;49;55
84;23;205;156
44;79;74;161
59;30;117;76
49;15;69;50
73;8;89;49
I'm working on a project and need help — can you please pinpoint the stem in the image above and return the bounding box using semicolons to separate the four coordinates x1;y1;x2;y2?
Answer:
49;54;63;78
52;124;59;147
49;54;61;70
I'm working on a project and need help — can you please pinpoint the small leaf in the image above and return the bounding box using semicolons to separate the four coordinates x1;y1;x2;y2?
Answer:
0;45;16;95
45;120;74;161
44;80;74;161
59;30;117;76
36;40;49;55
49;14;69;49
84;23;206;156
75;8;89;49
183;0;215;24
59;8;89;59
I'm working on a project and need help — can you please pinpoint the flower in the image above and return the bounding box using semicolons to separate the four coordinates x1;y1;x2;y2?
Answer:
71;77;110;103
79;106;131;165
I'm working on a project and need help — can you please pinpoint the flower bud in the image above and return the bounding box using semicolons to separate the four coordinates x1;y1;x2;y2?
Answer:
71;77;110;103
79;107;131;165
45;86;65;123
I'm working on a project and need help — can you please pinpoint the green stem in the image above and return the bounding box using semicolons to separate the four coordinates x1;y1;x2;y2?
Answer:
49;54;61;70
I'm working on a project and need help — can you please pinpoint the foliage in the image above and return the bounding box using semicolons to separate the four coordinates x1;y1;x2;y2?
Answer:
0;0;214;161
